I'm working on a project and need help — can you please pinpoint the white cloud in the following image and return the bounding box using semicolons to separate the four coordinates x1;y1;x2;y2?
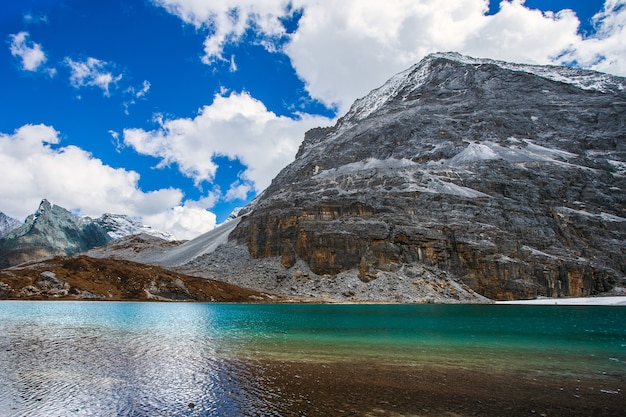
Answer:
229;54;237;72
128;80;151;99
108;129;124;153
142;202;218;241
123;80;152;114
152;0;291;63
9;31;53;74
65;57;123;96
123;91;331;193
559;0;626;75
462;1;581;64
152;0;626;114
285;0;586;112
225;182;253;201
0;124;217;239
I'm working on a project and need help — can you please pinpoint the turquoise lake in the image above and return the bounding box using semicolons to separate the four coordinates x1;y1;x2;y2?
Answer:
1;301;625;416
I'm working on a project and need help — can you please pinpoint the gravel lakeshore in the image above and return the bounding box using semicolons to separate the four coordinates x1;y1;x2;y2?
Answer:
237;359;626;417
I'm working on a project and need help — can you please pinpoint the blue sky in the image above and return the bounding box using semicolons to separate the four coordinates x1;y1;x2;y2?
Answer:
1;0;623;239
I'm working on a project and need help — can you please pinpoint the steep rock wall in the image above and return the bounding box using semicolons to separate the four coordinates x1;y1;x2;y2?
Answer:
231;53;626;300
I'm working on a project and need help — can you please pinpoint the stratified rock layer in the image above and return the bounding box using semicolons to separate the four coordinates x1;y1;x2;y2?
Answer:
231;53;626;300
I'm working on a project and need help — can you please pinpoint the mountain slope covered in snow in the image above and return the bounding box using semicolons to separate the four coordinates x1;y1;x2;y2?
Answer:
95;213;177;241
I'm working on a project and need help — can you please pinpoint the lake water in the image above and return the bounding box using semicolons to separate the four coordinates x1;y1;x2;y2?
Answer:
1;301;625;416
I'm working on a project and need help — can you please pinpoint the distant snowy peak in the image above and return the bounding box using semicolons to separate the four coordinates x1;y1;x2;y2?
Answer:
95;213;177;241
0;212;21;238
341;52;626;125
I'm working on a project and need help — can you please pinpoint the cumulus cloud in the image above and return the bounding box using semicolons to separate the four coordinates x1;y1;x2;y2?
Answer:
65;57;123;96
462;1;581;64
9;31;54;74
0;124;217;239
152;0;626;114
225;182;253;201
152;0;292;63
142;200;218;241
559;0;626;75
123;91;331;193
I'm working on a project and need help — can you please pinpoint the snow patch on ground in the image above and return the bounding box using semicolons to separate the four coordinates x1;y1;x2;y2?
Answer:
556;207;626;222
608;160;626;177
341;61;431;123
343;52;626;126
314;158;490;199
419;175;491;198
157;218;240;267
96;213;176;241
433;52;626;93
448;143;499;164
446;140;580;167
314;157;417;178
497;296;626;305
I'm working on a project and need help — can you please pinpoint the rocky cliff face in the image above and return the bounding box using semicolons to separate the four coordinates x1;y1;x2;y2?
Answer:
229;52;626;301
0;200;111;268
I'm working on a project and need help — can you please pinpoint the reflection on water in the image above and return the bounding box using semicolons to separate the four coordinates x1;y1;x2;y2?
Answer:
0;302;283;416
0;302;625;416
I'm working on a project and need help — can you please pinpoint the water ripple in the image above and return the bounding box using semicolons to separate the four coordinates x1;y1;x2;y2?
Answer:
1;301;625;416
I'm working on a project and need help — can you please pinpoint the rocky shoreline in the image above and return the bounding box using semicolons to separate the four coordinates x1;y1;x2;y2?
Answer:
213;358;626;416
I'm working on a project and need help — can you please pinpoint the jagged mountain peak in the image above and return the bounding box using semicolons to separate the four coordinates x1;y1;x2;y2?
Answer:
339;52;626;129
35;198;52;214
0;200;175;267
20;199;77;234
0;199;111;268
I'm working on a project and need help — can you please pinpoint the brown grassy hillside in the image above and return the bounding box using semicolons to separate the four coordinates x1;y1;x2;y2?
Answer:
0;255;279;302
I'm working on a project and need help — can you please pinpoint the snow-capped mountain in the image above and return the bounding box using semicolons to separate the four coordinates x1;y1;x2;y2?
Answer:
340;52;626;126
95;213;177;241
0;200;178;268
170;52;625;302
0;200;111;268
0;213;21;238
